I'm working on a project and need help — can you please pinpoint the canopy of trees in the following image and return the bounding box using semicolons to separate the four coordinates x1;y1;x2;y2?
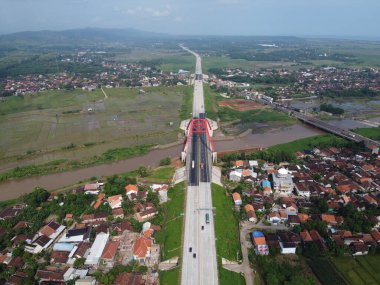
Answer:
320;103;344;115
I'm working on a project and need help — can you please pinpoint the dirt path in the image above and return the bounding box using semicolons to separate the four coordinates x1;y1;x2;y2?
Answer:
101;87;109;100
240;221;255;285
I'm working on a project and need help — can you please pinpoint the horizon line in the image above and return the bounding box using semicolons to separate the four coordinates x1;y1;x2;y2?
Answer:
1;27;380;42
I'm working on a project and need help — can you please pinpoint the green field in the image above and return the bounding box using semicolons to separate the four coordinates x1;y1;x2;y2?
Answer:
212;184;245;285
159;54;196;73
331;256;380;285
212;184;241;260
354;127;380;140
219;106;296;135
307;258;347;285
268;134;349;153
156;182;186;285
203;84;296;134
143;166;175;183
204;85;219;120
0;86;192;171
160;267;180;285
179;84;194;120
219;265;245;285
159;54;303;73
155;182;185;260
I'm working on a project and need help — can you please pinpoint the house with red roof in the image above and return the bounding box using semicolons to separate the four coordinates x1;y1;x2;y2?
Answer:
371;229;380;244
251;231;269;255
107;194;123;209
101;241;120;268
112;208;125;219
125;184;138;199
244;204;257;222
113;272;144;285
232;192;242;206
300;230;313;243
93;193;105;209
233;160;245;168
136;208;158;223
133;237;152;263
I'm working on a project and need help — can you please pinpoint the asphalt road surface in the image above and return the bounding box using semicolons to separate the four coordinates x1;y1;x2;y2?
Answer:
180;45;219;285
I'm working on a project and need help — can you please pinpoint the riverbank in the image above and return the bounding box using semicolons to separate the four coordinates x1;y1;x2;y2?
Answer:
0;123;323;201
0;145;152;182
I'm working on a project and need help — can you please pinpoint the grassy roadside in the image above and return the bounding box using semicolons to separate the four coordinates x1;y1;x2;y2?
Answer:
159;267;181;285
155;182;185;259
141;166;175;184
354;127;380;140
212;183;245;285
0;145;151;181
179;86;194;121
156;182;186;285
204;85;219;120
268;134;349;153
218;107;295;125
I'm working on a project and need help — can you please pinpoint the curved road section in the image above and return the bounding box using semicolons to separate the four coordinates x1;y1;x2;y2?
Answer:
180;45;219;285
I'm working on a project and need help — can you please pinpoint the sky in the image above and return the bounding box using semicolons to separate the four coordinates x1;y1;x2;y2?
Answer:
1;0;379;39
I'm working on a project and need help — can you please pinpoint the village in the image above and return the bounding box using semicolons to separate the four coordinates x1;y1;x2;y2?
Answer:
0;135;379;284
0;165;176;285
1;56;190;97
209;66;380;101
222;140;380;283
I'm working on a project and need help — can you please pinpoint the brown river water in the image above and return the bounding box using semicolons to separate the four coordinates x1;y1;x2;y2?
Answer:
0;123;323;201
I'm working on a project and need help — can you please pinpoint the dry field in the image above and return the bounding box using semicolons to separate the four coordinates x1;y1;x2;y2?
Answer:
218;99;266;111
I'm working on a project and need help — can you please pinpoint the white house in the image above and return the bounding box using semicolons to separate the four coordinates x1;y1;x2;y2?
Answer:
272;168;294;196
151;184;169;203
279;241;297;254
84;183;102;195
294;182;311;198
249;160;259;168
85;232;109;265
229;169;242;182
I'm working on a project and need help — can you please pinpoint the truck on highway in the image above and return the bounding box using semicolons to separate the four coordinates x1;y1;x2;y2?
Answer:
192;160;195;168
205;213;210;224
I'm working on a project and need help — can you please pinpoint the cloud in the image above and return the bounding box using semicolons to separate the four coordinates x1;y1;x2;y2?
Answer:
217;0;241;4
123;6;170;17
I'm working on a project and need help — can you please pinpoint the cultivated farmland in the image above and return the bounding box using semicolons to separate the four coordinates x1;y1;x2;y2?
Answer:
331;256;380;285
0;86;192;171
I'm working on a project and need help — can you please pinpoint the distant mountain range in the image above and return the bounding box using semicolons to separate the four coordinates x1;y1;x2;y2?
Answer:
0;28;178;47
1;28;378;46
0;28;309;50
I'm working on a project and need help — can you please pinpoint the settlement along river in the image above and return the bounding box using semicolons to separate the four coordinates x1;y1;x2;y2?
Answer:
0;123;323;200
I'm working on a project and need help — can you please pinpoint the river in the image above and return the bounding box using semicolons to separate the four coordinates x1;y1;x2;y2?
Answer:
0;123;323;200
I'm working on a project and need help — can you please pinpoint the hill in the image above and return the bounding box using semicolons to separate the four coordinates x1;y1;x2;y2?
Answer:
0;28;175;48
